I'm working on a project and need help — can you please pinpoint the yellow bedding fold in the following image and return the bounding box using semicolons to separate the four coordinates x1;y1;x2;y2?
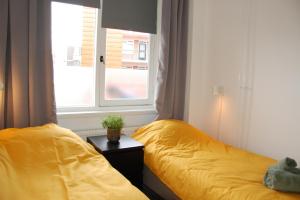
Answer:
0;124;148;200
132;120;300;200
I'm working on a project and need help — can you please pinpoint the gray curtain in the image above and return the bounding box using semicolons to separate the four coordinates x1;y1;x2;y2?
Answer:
0;0;57;129
155;0;189;120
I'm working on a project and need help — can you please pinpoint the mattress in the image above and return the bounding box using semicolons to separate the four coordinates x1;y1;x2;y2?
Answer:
0;124;148;200
132;120;300;200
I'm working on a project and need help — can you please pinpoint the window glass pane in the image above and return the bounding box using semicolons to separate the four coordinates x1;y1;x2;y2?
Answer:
105;29;150;100
51;2;97;107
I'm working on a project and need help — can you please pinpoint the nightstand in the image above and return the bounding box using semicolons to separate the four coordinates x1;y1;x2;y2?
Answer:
87;135;144;188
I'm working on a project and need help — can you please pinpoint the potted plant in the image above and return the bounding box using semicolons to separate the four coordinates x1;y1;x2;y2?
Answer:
102;115;124;144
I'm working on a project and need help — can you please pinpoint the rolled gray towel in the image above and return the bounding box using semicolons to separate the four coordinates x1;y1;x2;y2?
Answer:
264;157;300;193
277;157;300;174
278;157;297;170
264;167;300;193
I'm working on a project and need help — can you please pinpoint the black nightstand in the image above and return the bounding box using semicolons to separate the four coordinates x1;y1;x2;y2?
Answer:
87;135;144;188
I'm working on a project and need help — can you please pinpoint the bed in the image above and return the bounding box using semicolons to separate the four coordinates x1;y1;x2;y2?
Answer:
0;124;148;200
132;120;300;200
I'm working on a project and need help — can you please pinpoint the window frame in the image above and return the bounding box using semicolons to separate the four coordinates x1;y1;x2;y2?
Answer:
55;1;159;113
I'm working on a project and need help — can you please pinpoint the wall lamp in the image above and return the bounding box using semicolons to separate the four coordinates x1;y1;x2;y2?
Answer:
213;85;224;140
213;86;224;96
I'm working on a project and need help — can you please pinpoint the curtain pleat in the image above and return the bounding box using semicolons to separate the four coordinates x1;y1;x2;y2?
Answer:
155;0;189;120
0;0;8;128
0;0;57;129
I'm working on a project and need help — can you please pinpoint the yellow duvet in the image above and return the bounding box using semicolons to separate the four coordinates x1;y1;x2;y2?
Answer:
0;124;148;200
132;120;300;200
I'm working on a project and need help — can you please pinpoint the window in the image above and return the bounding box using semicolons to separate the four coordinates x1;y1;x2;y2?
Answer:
52;3;97;108
51;2;157;111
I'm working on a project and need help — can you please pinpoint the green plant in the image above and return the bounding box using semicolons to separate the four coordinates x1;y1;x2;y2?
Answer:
102;115;124;130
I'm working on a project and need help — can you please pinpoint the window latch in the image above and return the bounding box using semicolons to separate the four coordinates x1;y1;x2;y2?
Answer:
100;56;105;64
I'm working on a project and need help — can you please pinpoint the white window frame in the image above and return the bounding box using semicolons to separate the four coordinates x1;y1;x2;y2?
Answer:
56;0;160;113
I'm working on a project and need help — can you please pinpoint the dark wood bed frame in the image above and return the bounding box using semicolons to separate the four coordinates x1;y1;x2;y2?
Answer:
143;166;180;200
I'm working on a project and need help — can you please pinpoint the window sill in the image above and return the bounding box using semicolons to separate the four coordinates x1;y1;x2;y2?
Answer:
57;106;157;119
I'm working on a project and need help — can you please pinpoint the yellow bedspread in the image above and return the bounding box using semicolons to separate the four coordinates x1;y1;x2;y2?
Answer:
132;120;300;200
0;124;148;200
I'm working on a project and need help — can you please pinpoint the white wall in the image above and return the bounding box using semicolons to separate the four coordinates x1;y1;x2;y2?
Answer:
187;0;300;162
